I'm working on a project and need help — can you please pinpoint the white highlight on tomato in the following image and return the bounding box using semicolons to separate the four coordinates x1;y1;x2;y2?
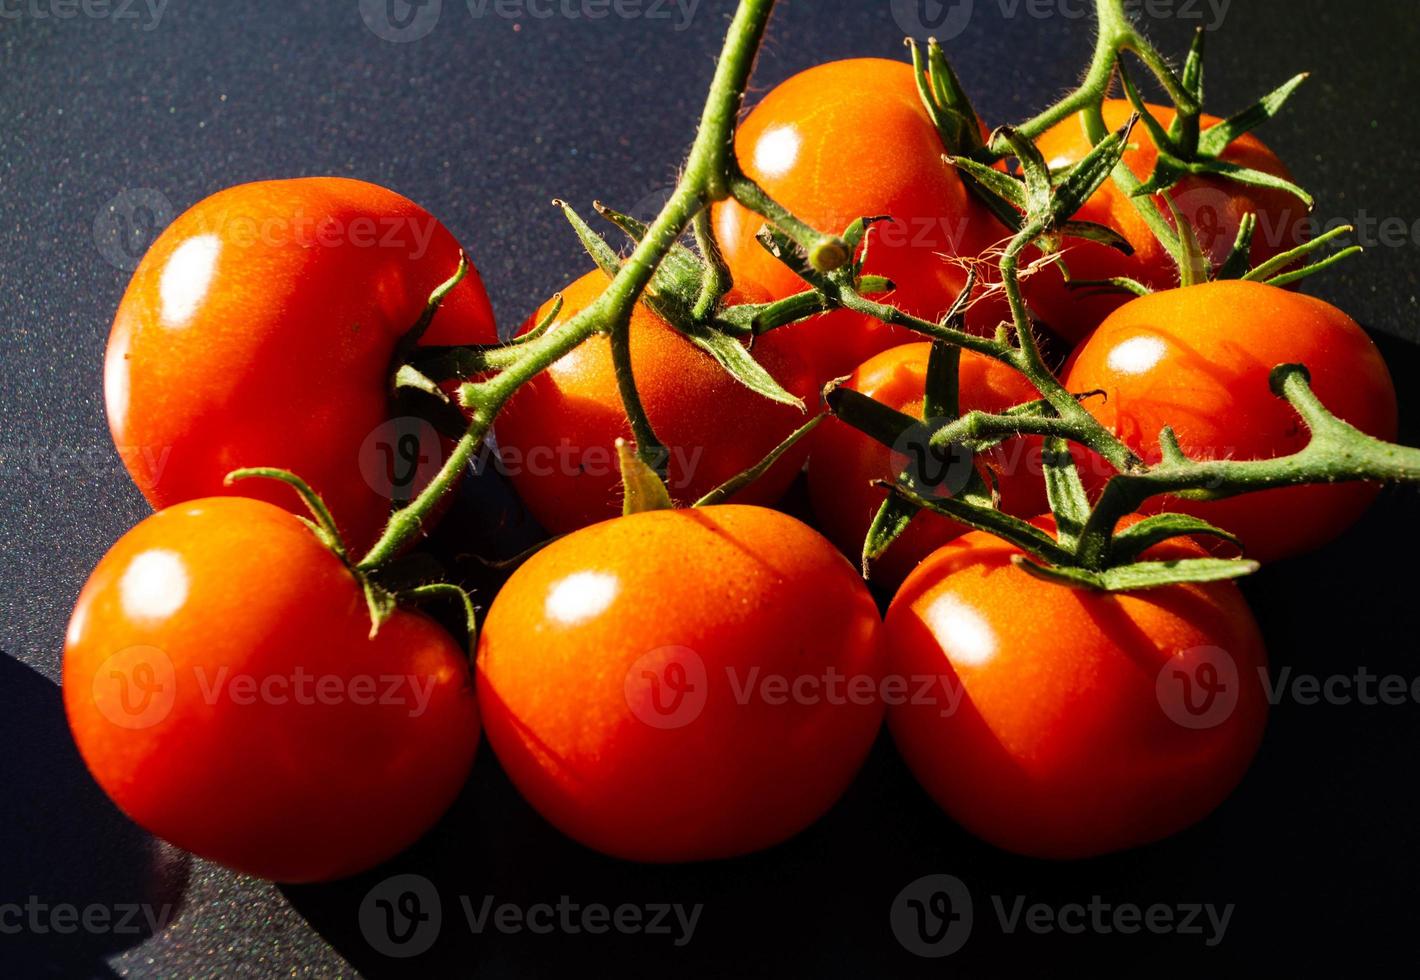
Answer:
120;549;189;621
159;234;221;327
924;593;996;667
754;126;801;178
1106;335;1168;376
545;571;619;625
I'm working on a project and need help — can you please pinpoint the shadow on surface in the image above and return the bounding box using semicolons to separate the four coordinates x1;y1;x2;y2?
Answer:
0;654;190;976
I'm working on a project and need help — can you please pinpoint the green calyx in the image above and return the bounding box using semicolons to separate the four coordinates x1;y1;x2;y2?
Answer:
224;468;478;643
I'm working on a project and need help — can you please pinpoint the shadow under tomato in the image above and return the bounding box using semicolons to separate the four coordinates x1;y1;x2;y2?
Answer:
0;653;191;976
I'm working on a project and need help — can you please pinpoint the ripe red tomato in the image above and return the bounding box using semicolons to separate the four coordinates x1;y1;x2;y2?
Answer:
712;58;1010;383
106;177;497;552
493;270;815;535
1064;280;1397;561
1026;100;1308;342
476;505;883;862
808;342;1047;586
886;524;1269;859
63;497;479;883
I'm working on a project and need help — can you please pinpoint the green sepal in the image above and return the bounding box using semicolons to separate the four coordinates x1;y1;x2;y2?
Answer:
1198;72;1309;158
617;439;674;514
681;322;803;408
862;493;920;578
1215;213;1258;280
1108;513;1242;564
1042;437;1090;550
695;415;823;508
398;582;479;645
1013;554;1260;591
362;578;400;639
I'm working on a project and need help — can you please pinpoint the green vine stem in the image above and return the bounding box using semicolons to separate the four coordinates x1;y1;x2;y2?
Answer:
357;0;842;570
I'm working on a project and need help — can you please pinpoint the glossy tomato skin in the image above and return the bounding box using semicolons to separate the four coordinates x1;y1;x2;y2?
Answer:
886;526;1269;859
63;497;479;883
106;178;497;552
807;343;1047;587
1027;100;1308;342
476;506;883;862
712;58;1010;383
1065;280;1398;562
493;271;815;535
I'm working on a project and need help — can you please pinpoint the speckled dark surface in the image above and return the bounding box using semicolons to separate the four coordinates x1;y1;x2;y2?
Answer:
3;1;1420;976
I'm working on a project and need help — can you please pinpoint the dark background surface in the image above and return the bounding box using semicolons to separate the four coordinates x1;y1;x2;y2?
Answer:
3;0;1420;976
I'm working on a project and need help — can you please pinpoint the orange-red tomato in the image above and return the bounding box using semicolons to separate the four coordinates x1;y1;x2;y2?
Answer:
1026;100;1308;342
807;343;1047;586
712;58;1010;383
886;525;1269;859
493;270;815;535
106;178;497;552
1065;280;1397;561
63;498;479;883
476;506;883;862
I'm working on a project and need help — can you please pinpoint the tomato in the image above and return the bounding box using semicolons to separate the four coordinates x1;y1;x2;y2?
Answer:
493;270;815;535
106;177;497;552
476;505;883;862
712;58;1010;383
62;497;479;883
886;524;1269;859
1064;280;1397;562
1026;100;1308;342
807;343;1047;587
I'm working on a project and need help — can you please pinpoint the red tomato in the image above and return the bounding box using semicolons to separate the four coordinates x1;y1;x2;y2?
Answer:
106;177;497;552
63;498;479;883
808;343;1047;587
1026;100;1308;342
886;524;1269;859
493;270;815;535
1064;280;1397;561
476;505;883;862
712;58;1010;383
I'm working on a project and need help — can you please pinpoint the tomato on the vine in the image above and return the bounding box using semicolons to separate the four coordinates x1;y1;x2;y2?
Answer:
712;58;1010;383
807;342;1047;587
1064;280;1397;562
106;177;497;552
476;505;883;862
493;270;815;535
885;523;1269;859
1026;100;1308;342
63;497;479;883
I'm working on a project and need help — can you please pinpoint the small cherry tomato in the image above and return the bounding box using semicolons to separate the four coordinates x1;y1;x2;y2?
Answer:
1064;280;1397;561
886;524;1269;859
63;497;479;883
1026;100;1308;342
476;505;883;862
808;342;1047;587
493;270;815;535
712;58;1010;383
106;177;497;552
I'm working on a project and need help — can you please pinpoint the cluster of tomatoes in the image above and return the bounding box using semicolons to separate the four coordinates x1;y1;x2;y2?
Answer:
64;53;1399;884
